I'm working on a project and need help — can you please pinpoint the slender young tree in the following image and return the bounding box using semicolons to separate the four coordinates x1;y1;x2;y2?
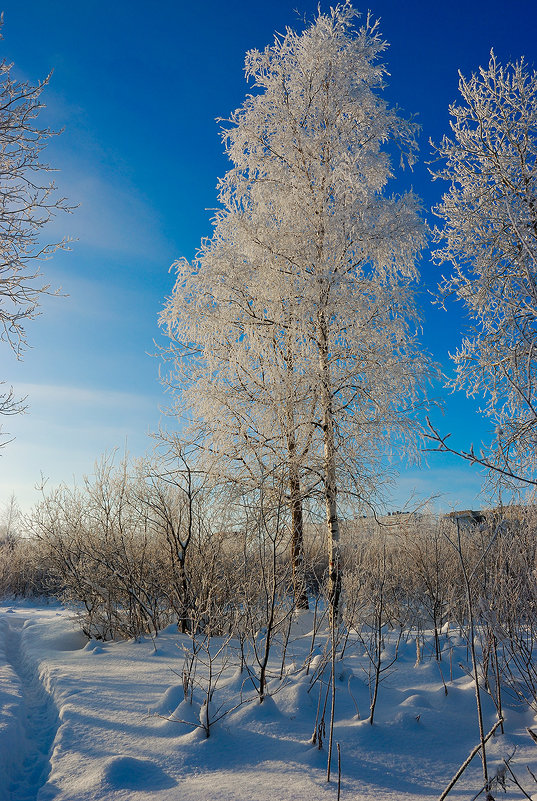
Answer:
161;2;430;623
430;52;537;487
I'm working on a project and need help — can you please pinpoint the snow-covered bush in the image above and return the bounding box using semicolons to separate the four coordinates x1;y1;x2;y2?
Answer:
0;496;57;598
0;534;55;598
29;459;175;639
478;506;537;713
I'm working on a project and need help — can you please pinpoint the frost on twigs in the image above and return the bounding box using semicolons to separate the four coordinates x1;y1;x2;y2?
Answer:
431;52;537;489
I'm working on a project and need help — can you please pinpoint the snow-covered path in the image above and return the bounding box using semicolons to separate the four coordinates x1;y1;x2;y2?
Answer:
0;615;58;801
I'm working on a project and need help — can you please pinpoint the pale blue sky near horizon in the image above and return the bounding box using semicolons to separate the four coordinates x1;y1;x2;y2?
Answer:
0;0;535;515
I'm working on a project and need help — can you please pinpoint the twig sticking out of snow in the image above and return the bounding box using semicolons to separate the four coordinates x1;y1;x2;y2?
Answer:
437;718;504;801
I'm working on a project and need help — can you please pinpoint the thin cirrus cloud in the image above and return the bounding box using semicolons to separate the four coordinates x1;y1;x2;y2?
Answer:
12;382;159;412
3;382;162;450
0;382;163;511
34;87;171;262
44;168;169;261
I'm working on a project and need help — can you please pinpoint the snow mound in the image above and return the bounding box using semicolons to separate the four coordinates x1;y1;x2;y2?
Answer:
100;755;177;791
400;693;433;709
151;683;185;715
48;630;89;652
83;640;106;654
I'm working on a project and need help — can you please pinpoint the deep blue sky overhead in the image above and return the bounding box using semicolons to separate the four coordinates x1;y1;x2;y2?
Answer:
0;0;535;513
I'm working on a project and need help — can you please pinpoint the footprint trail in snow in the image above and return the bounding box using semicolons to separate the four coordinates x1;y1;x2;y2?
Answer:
2;618;59;801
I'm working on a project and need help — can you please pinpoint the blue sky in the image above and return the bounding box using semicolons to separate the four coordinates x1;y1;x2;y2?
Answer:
0;0;535;513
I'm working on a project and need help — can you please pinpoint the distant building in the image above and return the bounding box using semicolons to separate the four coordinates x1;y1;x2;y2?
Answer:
343;511;426;540
443;509;485;529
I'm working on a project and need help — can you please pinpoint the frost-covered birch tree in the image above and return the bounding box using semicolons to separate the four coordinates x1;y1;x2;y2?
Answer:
161;2;430;622
431;53;537;486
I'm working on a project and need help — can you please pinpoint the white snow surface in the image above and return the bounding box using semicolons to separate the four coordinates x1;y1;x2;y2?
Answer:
0;602;536;800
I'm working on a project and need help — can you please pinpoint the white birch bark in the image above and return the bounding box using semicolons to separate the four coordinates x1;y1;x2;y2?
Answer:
319;313;342;625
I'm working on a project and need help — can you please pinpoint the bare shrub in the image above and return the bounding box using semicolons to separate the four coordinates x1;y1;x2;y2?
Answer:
30;459;171;639
0;534;55;598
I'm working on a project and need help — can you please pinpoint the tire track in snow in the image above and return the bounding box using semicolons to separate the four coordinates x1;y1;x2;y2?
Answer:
3;618;59;801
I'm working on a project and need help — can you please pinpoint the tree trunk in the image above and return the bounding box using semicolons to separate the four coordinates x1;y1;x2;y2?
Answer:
284;337;309;610
289;463;309;610
319;316;341;628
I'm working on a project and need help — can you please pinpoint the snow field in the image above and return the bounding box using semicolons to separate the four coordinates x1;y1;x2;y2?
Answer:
0;604;536;801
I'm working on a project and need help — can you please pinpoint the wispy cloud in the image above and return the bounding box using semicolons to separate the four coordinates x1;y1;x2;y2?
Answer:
44;168;170;260
0;382;165;511
13;382;160;413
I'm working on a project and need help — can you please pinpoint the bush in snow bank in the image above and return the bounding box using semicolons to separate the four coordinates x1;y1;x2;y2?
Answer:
0;534;56;598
